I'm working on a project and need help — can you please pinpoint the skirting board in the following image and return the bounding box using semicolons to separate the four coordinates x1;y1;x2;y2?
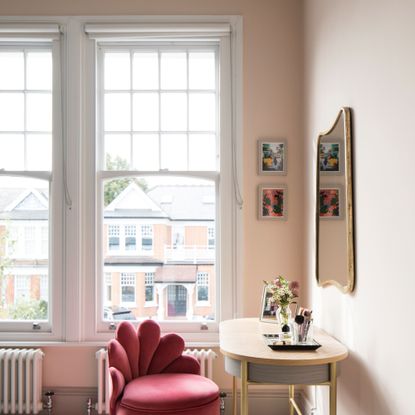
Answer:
42;386;312;415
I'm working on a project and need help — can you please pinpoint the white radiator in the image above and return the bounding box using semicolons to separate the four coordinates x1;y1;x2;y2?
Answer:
95;348;217;415
0;348;44;414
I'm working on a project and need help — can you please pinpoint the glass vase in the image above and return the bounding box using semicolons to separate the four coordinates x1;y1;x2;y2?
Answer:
277;304;292;331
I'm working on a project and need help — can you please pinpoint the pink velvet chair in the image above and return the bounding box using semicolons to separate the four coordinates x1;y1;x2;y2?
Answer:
108;320;220;415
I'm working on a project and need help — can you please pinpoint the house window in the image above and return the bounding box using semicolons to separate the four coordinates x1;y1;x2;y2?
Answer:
167;285;187;317
40;275;48;302
24;226;36;257
144;272;155;303
207;226;215;249
125;225;137;251
120;273;136;306
172;225;185;249
41;226;48;257
196;272;209;302
108;225;120;251
14;275;30;304
141;225;153;251
104;273;112;305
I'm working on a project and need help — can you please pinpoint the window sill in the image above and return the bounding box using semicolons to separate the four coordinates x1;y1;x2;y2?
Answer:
196;301;211;307
0;339;220;348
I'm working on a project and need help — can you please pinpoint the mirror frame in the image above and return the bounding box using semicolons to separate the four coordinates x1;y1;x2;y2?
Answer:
315;107;355;293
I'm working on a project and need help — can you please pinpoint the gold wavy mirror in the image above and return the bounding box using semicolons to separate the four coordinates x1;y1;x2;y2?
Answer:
316;107;355;293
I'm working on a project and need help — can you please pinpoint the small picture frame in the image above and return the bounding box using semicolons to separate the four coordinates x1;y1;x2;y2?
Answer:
260;286;278;323
258;140;287;175
258;184;287;220
319;141;343;175
319;184;344;219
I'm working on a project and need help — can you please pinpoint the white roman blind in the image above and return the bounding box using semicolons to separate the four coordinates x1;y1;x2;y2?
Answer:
84;22;231;41
0;24;60;42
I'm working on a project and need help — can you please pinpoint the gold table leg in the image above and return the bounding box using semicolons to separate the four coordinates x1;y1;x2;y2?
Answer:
289;385;295;415
232;376;237;415
329;362;337;415
241;360;248;415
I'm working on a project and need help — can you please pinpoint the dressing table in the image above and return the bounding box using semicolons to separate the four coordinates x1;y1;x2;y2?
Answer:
219;318;348;415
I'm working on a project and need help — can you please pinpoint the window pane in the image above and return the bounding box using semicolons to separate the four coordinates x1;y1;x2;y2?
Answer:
102;176;215;321
161;134;187;170
105;134;131;169
160;52;186;90
0;176;49;321
26;52;52;90
189;52;215;90
0;52;24;90
189;93;215;131
26;93;52;132
189;134;216;171
0;93;24;131
104;93;131;132
160;93;187;131
0;134;24;170
133;52;158;90
104;52;130;90
26;134;52;171
133;134;159;171
197;286;208;301
133;93;159;131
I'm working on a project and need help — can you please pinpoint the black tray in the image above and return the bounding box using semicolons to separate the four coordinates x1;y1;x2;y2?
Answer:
263;334;321;351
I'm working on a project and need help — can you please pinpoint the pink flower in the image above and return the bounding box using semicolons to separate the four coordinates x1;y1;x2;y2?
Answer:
289;280;300;297
273;277;283;287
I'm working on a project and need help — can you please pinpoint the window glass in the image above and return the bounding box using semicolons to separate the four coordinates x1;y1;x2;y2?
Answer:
100;45;218;324
102;176;215;321
0;176;49;321
0;49;53;171
102;48;217;172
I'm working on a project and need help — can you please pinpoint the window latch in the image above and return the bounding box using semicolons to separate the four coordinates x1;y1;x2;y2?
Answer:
32;322;41;330
109;322;117;331
201;323;208;330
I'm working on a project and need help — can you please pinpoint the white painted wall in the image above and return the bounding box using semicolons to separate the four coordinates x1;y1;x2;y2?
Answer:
304;0;415;413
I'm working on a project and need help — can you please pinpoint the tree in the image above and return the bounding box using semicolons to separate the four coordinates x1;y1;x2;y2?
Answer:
104;155;148;206
9;299;48;320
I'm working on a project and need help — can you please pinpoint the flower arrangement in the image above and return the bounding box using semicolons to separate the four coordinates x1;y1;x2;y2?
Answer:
263;276;300;327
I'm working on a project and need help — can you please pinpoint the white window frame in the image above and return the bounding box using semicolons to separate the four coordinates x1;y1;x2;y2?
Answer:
0;16;242;344
0;23;63;340
81;17;243;343
96;41;220;330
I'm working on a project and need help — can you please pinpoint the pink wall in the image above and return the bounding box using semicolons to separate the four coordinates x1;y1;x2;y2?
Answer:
0;0;305;392
304;0;415;413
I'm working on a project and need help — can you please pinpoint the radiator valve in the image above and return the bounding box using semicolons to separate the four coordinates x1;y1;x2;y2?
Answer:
219;391;227;415
44;390;55;412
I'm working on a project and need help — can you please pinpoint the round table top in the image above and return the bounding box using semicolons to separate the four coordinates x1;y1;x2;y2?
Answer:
219;318;348;366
